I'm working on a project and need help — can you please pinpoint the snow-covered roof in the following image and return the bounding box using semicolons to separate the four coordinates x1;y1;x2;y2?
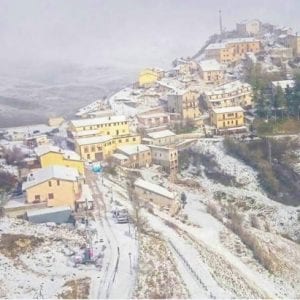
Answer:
34;145;81;161
149;145;176;152
62;150;81;161
73;129;100;138
206;42;227;50
206;38;260;51
205;80;252;96
157;77;185;92
26;206;71;217
34;145;61;157
70;115;127;128
137;112;168;119
134;178;175;199
75;135;112;146
271;80;295;89
117;144;150;156
147;130;176;140
212;106;244;114
199;59;222;71
22;165;79;190
224;37;260;44
112;153;129;161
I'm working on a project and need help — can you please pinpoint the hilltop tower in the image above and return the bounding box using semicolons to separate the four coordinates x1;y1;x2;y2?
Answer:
219;10;223;39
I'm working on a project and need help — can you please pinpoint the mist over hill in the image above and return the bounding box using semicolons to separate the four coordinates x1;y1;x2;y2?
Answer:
0;0;299;127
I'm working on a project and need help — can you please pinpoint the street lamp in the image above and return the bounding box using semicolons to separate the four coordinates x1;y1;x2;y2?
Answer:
128;252;132;274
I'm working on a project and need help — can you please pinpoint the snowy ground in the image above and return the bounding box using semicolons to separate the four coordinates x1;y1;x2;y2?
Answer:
98;137;300;299
87;172;139;299
0;218;101;299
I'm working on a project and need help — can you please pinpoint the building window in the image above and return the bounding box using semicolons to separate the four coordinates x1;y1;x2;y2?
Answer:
48;193;54;199
48;181;52;187
133;137;136;141
91;146;95;152
84;147;88;153
57;180;60;186
34;195;40;201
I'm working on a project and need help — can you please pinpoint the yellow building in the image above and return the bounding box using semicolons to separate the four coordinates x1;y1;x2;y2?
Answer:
69;115;130;137
205;38;261;64
22;165;82;209
199;59;225;84
204;80;253;109
167;89;201;121
138;68;164;87
75;134;141;161
211;106;245;131
35;145;85;175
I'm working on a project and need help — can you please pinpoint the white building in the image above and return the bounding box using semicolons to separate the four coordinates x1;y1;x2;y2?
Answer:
149;145;178;177
145;130;176;146
199;59;225;84
203;80;253;109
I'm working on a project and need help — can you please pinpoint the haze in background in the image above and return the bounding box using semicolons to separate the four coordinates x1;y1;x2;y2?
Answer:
0;0;299;126
1;0;299;70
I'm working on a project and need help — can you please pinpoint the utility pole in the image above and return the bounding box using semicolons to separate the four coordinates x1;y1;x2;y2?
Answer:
128;252;132;274
266;137;272;164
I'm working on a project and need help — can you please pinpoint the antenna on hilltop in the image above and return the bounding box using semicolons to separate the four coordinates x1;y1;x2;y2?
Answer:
219;10;223;38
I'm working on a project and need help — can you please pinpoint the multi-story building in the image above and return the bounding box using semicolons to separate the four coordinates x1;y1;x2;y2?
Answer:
211;106;245;132
236;19;261;36
75;134;141;161
145;130;176;146
138;68;165;87
24;134;49;149
204;80;253;109
115;144;152;168
137;112;171;130
22;165;82;209
35;145;85;175
199;59;225;84
286;34;300;57
69;115;130;137
167;89;201;121
270;44;293;61
205;38;261;64
149;145;178;178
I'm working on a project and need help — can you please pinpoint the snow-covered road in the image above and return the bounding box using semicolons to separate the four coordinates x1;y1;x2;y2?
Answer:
87;172;138;299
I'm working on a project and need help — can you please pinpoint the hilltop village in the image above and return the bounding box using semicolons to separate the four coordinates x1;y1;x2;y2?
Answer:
0;20;300;299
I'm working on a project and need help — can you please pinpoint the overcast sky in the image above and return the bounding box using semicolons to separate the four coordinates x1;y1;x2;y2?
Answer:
0;0;300;70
